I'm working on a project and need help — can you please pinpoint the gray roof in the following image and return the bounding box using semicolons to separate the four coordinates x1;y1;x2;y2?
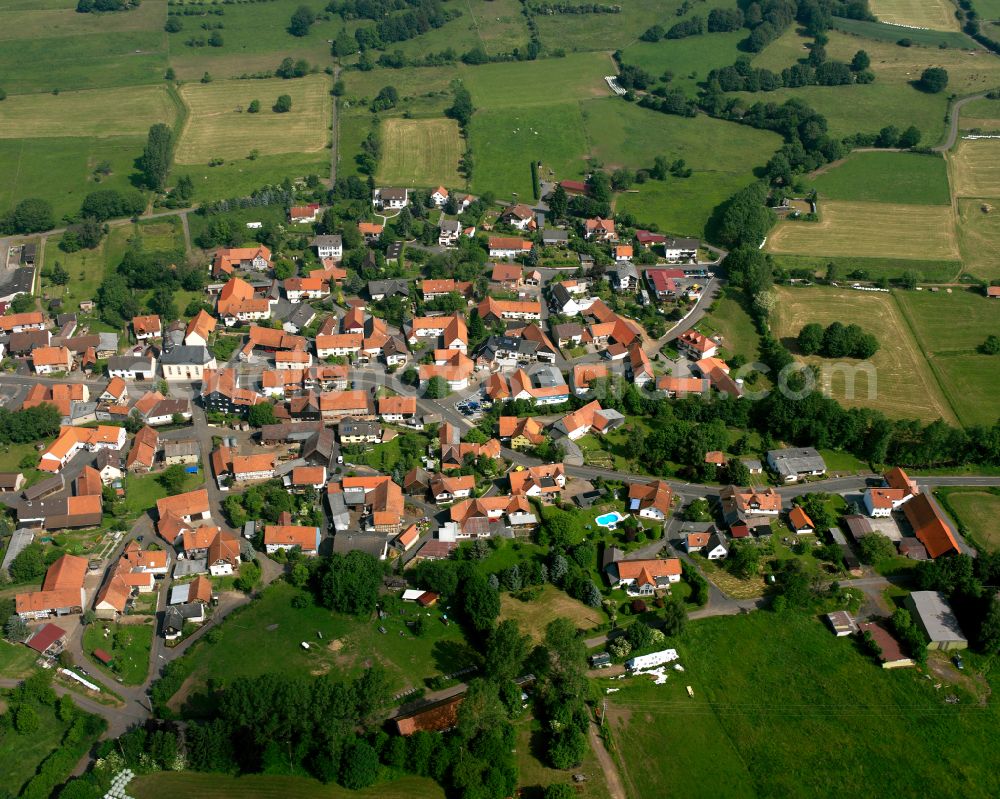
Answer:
310;235;342;248
542;228;569;243
439;219;461;233
107;355;154;372
328;491;350;531
1;528;34;574
368;279;409;298
164;440;200;458
339;418;381;437
907;591;967;644
611;262;638;281
386;241;404;260
285;303;316;330
665;237;700;249
98;332;119;353
377;188;408;201
767;447;826;479
161;345;214;366
173;557;208;577
0;268;36;301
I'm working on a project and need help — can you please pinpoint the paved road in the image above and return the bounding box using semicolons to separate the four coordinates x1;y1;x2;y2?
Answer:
936;91;991;152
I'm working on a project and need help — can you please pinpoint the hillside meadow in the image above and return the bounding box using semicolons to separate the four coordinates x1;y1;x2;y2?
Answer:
810;151;951;205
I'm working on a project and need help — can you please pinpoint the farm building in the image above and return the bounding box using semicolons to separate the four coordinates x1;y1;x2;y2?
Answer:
825;610;858;637
766;448;827;483
858;622;914;669
905;591;968;651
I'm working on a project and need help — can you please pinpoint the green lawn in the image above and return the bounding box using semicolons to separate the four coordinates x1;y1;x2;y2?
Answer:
604;611;1000;799
171;582;478;708
83;621;155;685
0;441;49;487
123;471;203;521
0;639;37;680
617;30;748;96
895;289;1000;427
515;715;611;799
132;772;445;799
696;290;760;362
936;488;1000;552
181;151;330;206
831;16;978;48
812;152;951;205
0;696;70;796
532;0;694;52
469;102;590;198
186;204;288;250
459;52;611;108
41;236;108;311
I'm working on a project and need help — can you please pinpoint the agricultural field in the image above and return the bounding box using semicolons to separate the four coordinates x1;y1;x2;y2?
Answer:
469;103;589;198
500;585;602;641
831;16;975;47
168;582;477;711
617;31;747;97
533;0;693;52
771;286;957;423
895;288;1000;427
960;96;1000;129
956;198;1000;280
460;0;531;55
131;773;445;799
376;117;463;187
344;65;459;103
941;489;1000;552
765;201;959;261
869;0;960;31
810;152;951;205
459;51;610;108
176;75;330;164
769;253;962;283
950;137;1000;197
0;85;176;139
604;612;1000;799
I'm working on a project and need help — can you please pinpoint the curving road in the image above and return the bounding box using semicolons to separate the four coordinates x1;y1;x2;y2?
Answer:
935;91;993;153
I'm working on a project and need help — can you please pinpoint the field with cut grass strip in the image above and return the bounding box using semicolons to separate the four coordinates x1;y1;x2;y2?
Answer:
176;75;329;164
943;490;1000;552
376;117;463;187
459;51;610;108
832;15;976;47
0;85;175;139
956;198;1000;280
869;0;961;30
772;286;957;422
768;254;962;283
950;138;1000;198
811;152;951;205
765;201;959;260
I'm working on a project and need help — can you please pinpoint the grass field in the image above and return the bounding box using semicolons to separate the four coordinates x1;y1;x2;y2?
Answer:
696;291;761;362
956;198;1000;280
344;65;459;103
42;236;108;310
765;201;959;260
532;0;691;51
772;286;957;422
617;30;747;96
461;0;531;55
832;16;977;47
469;102;589;198
605;612;1000;799
0;85;175;139
894;289;1000;426
460;52;610;108
960;95;1000;127
376;117;463;187
869;0;960;30
500;585;602;641
176;75;330;164
950;137;1000;197
515;716;611;799
769;253;963;282
811;152;951;205
182;151;330;203
131;773;445;799
83;621;154;685
0;639;37;680
943;490;1000;551
171;582;476;707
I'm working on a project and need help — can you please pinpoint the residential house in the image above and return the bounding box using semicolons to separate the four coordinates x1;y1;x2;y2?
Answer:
663;237;699;262
310;235;342;260
126;426;159;473
498;416;545;449
39;425;126;473
339;417;382;445
32;346;72;374
766;448;827;483
201;368;262;415
0;311;45;333
155;489;212;545
488;236;533;259
430;186;449;207
284;465;327;491
421;279;470;302
509;463;565;498
554;322;585;349
0;472;25;494
636;229;667;248
490;263;523;290
211;246;272;277
372;188;409;210
419;350;474;392
552;400;625;440
379;396;417;424
438;219;462;246
430;473;476;504
570;363;609;396
607;558;682;595
315;333;363;360
628;343;653;388
788;506;815;534
584;217;617;242
405;314;467;351
541;229;569;247
676;330;718;360
163;440;200;466
231;453;276;483
692;356;743;399
864;467;919;517
239;326;307;361
276;350;313;371
367;279;410;301
720;485;781;538
610;262;639;292
289;204;320;224
477;297;541;323
358;222;383;242
107;354;157;381
626;480;674;522
500;204;537;231
333;475;404;534
160;345;217;381
645;268;686;301
216;276;271;326
132;315;161;341
614;245;633;262
100;378;127;406
23;383;89;419
184;310;217;347
284;277;328;303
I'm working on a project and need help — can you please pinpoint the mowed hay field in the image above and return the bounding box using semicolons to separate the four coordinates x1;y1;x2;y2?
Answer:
950;138;1000;197
0;85;175;139
376;117;463;187
895;289;1000;426
869;0;960;30
176;75;329;164
765;201;959;260
811;152;951;205
946;491;1000;552
956;198;1000;280
500;585;601;641
772;286;957;422
131;773;445;799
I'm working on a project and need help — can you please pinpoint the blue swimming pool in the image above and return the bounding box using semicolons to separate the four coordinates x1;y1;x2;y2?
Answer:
595;511;625;528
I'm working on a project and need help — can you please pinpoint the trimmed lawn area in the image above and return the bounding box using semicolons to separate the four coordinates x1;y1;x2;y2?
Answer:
696;290;760;362
533;0;691;52
937;488;1000;552
459;52;610;108
771;286;957;423
170;582;477;707
131;773;445;799
617;30;747;96
604;611;1000;798
83;621;154;685
895;288;1000;428
500;585;603;641
0;638;37;680
811;152;951;205
123;471;203;521
956;197;1000;282
376;117;463;188
950;137;1000;198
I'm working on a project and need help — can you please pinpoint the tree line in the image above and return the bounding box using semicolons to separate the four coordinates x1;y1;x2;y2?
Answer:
797;321;879;359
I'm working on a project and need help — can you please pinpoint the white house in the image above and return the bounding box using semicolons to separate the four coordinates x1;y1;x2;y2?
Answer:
663;237;699;262
107;355;157;381
373;187;409;210
438;219;462;247
310;235;343;260
430;186;449;207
